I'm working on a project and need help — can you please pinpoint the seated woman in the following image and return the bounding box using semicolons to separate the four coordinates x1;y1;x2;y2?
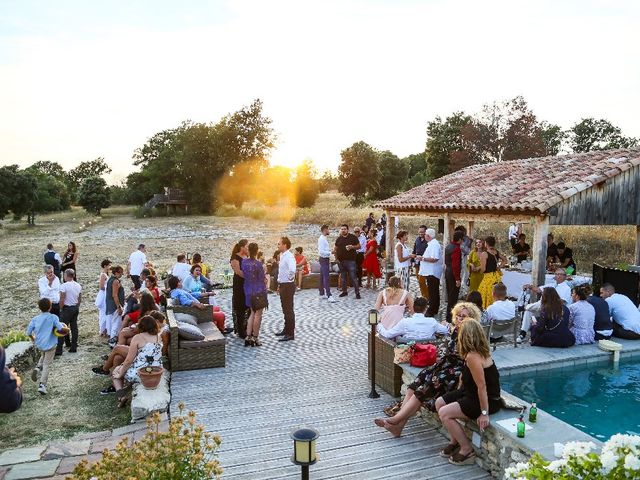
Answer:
568;285;595;345
191;253;213;291
294;247;309;290
116;292;158;346
381;301;479;417
110;315;164;408
530;288;575;348
182;265;216;304
377;297;448;342
167;276;206;310
374;276;414;331
377;319;501;466
143;275;162;305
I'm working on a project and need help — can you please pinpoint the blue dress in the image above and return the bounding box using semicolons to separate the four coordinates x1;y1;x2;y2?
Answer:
531;305;575;348
241;259;267;309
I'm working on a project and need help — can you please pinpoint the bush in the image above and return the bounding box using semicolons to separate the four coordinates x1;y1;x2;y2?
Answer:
70;405;222;480
0;331;31;348
505;435;640;479
78;176;111;215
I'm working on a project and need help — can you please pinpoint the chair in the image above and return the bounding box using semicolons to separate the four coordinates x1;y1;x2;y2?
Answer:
489;316;520;351
481;323;492;342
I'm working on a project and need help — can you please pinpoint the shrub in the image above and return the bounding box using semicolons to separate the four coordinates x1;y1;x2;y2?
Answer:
505;435;640;479
0;331;31;348
70;405;222;480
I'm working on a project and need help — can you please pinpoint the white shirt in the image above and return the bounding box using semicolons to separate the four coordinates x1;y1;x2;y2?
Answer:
394;242;411;269
376;229;384;245
278;250;297;284
486;299;516;322
542;281;572;305
171;262;191;282
317;235;332;259
508;224;518;241
606;293;640;334
129;250;147;276
357;234;367;253
378;313;449;340
419;238;443;278
60;280;82;306
38;275;60;303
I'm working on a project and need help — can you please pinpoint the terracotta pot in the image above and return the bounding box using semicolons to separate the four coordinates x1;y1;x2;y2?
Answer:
212;311;226;323
212;306;221;312
138;366;164;389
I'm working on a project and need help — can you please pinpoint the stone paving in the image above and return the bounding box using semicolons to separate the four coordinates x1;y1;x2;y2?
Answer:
171;286;492;479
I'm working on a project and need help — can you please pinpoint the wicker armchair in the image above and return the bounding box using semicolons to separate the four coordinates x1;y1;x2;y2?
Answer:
166;300;226;371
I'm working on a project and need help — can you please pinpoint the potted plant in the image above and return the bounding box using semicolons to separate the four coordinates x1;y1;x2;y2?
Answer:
137;355;164;389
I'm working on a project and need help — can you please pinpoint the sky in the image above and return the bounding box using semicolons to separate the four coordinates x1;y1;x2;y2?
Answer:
0;0;639;183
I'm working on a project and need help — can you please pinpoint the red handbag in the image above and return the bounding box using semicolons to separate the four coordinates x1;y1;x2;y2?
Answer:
410;343;438;368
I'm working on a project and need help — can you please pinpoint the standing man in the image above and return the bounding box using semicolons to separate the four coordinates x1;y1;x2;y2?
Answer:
418;228;443;317
412;225;429;300
334;224;361;299
444;231;463;322
276;237;297;342
43;244;62;280
38;266;61;351
508;223;518;249
354;226;367;288
127;244;148;290
365;213;375;234
317;225;337;303
57;269;82;354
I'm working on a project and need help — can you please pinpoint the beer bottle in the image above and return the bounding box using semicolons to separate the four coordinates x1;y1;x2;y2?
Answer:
517;414;526;438
529;403;537;423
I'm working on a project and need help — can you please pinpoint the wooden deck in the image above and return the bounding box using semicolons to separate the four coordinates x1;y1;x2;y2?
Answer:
170;288;492;479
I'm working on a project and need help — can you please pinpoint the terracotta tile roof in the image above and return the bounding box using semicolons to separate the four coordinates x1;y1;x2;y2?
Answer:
376;148;640;215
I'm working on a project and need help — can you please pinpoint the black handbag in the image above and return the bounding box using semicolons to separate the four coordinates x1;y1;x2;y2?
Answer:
250;292;269;310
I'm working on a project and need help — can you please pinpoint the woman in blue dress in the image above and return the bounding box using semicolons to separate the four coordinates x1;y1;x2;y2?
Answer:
241;242;268;347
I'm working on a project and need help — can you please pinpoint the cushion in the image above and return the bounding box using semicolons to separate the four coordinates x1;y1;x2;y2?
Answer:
309;261;321;274
180;321;226;348
177;322;205;341
332;263;340;273
174;313;198;326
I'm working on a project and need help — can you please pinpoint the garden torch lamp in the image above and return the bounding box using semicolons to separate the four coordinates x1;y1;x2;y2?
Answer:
368;309;380;398
291;428;319;480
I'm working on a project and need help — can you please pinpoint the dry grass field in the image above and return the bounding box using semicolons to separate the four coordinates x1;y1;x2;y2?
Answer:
0;191;636;450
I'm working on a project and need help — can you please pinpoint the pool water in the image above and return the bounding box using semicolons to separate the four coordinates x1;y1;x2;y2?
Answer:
501;360;640;440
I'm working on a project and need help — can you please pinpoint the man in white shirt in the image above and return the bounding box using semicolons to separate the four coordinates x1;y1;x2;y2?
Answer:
508;223;518;249
38;265;61;321
276;237;297;342
127;244;148;290
417;228;442;317
57;269;82;354
171;254;191;282
378;297;448;342
600;284;640;340
485;283;516;340
519;268;572;341
317;225;337;303
354;226;367;288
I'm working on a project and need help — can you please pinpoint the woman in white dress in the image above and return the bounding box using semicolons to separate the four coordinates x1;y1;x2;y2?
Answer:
95;259;111;337
394;231;415;291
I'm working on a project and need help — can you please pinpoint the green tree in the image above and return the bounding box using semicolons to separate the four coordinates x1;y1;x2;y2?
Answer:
370;150;408;200
0;165;20;220
425;112;471;179
78;176;111;215
405;152;427;179
540;122;565;156
338;141;380;204
293;160;320;208
66;157;112;201
26;160;65;179
318;171;339;192
10;170;39;224
569;118;638;153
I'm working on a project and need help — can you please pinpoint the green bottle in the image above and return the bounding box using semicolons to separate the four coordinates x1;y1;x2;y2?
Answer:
517;414;526;438
529;403;538;423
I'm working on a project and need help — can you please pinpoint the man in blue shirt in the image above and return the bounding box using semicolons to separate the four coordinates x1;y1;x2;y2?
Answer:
26;298;66;395
167;276;206;309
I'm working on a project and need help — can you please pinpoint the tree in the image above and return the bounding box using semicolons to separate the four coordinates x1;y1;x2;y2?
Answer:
78;176;111;215
405;152;427;179
0;165;20;220
425;112;472;179
26;160;65;180
338;141;380;204
370;150;408;200
10;170;39;224
66;157;112;201
293;160;319;208
569;118;638;153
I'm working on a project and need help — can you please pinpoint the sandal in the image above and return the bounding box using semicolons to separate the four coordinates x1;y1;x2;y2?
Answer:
253;337;262;347
439;443;460;458
383;401;402;417
449;450;476;465
117;395;129;408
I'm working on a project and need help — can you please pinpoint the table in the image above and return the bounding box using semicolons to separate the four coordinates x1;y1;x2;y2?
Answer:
501;270;591;299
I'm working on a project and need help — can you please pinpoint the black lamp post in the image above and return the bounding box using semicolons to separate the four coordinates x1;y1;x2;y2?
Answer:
368;309;380;398
291;428;319;480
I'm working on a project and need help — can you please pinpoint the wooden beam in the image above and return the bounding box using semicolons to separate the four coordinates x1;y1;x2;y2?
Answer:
635;225;640;266
386;211;396;270
467;221;475;240
443;213;451;244
385;210;534;224
532;216;549;288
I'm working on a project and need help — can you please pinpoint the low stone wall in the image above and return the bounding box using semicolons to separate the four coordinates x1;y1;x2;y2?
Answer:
131;370;171;421
5;341;37;371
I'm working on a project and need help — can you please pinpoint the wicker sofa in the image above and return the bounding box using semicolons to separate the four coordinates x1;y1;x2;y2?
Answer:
166;300;226;371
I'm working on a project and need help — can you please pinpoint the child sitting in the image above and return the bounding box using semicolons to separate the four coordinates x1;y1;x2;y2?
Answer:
26;298;67;395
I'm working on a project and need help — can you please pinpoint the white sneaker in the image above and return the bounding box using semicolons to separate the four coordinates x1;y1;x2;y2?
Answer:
319;294;328;299
516;334;526;344
328;296;338;303
31;367;40;382
38;383;47;395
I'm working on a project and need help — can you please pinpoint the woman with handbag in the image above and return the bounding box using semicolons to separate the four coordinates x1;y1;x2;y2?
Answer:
241;242;268;347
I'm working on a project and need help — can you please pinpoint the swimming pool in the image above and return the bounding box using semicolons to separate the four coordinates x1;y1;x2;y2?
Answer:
501;359;640;440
